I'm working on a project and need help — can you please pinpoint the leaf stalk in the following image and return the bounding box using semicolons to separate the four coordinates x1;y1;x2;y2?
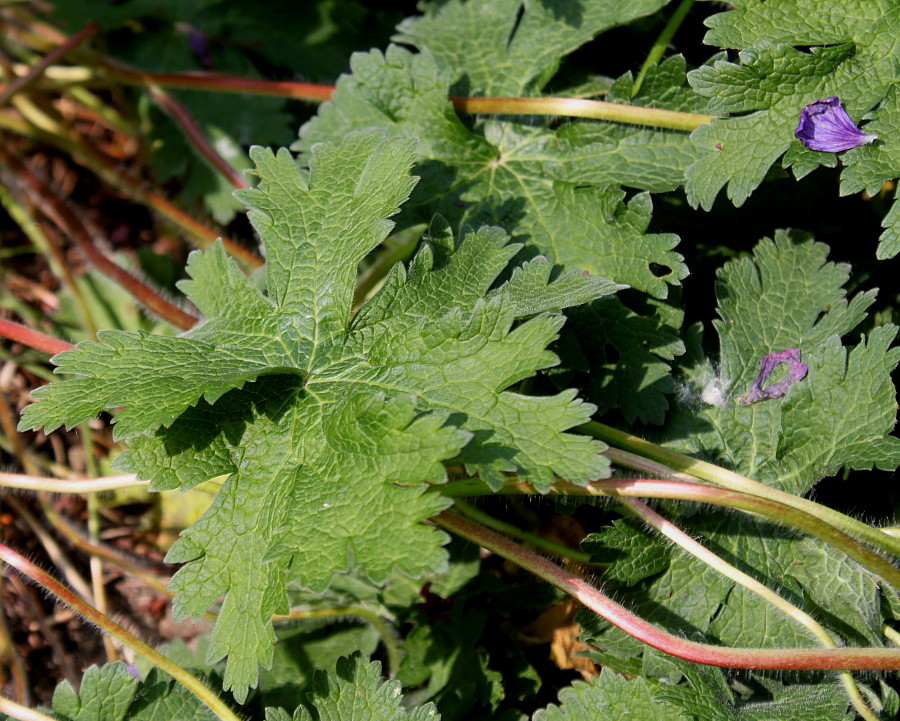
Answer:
0;543;241;721
435;509;900;670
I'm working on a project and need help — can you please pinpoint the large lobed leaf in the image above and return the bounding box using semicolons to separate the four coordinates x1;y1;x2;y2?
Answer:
584;231;899;686
298;23;691;300
677;230;900;493
297;0;705;423
687;0;900;257
19;131;615;701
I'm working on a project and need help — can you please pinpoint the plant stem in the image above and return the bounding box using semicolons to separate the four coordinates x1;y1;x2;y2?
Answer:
79;428;117;663
0;693;56;721
37;496;170;596
449;95;714;131
620;498;878;721
632;0;695;97
147;84;248;190
438;477;900;590
97;63;715;131
0;22;97;107
604;446;700;482
100;62;336;101
0;543;241;721
0;317;73;355
0;472;144;493
454;499;597;565
434;509;900;670
581;421;900;559
884;624;900;646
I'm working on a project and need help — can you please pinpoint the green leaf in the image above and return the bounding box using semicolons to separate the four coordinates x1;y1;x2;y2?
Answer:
257;623;380;712
299;43;689;300
582;517;670;586
20;131;612;701
563;296;685;425
51;664;138;721
675;230;900;494
394;0;671;96
594;232;896;686
533;668;691;721
123;669;218;721
688;0;900;256
652;656;852;721
281;654;440;721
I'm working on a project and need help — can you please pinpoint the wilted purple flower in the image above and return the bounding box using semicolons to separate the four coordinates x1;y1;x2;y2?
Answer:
738;349;808;406
795;97;877;152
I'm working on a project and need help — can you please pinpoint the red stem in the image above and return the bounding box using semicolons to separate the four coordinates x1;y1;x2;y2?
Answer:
0;317;73;355
2;150;199;330
101;62;335;101
47;136;262;267
435;509;900;670
147;85;248;190
0;22;99;107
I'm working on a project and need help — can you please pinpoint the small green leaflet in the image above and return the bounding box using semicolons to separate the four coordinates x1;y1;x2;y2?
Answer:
266;654;438;721
43;663;215;721
19;130;616;701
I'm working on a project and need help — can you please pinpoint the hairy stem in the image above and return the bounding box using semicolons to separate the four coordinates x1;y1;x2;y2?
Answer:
147;84;249;191
450;95;714;131
97;63;716;131
454;499;596;565
438;477;900;590
632;0;695;96
620;498;878;721
581;421;900;559
0;694;56;721
0;317;73;355
0;472;144;493
435;509;900;670
0;543;240;721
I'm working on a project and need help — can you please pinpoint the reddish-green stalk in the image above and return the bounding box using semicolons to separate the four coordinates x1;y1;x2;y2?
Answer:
435;509;900;670
439;477;900;590
0;22;98;107
0;318;73;355
1;149;199;330
0;543;241;721
97;64;715;132
581;421;900;559
147;85;248;191
620;497;878;721
100;62;335;101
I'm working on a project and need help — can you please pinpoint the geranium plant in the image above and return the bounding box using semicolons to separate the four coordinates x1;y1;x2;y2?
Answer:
2;1;900;720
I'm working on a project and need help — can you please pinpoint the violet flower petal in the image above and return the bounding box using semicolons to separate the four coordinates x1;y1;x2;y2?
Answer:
738;349;809;406
795;97;877;152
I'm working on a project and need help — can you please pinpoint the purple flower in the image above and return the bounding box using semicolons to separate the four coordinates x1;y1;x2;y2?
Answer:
738;349;808;406
795;97;877;152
